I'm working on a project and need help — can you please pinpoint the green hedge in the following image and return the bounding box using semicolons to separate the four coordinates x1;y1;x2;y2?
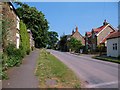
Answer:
20;20;30;55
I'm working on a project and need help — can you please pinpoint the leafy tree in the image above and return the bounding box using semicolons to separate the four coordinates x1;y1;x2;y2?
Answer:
47;31;58;49
97;44;105;56
15;2;49;48
68;37;82;53
59;35;68;52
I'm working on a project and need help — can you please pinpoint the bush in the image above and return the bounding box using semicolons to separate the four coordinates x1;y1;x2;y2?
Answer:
26;49;30;55
31;46;34;51
0;71;9;80
118;55;120;59
5;44;23;67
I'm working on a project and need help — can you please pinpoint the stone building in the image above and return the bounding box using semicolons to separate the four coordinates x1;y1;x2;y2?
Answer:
0;2;20;49
71;26;85;45
85;20;116;51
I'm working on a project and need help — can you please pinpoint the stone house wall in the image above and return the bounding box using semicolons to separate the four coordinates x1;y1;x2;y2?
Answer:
72;27;85;45
1;2;20;48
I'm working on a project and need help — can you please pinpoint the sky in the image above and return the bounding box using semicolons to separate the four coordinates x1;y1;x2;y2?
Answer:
20;2;118;38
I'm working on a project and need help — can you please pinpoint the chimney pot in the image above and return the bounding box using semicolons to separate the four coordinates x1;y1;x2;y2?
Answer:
76;26;78;32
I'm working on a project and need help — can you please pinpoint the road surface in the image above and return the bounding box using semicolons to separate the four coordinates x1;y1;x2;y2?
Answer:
48;50;119;88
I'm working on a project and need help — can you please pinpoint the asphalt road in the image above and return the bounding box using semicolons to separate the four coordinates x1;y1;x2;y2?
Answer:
48;50;119;88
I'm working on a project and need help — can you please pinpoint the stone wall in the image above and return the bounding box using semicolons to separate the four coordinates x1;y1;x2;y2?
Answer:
2;2;18;46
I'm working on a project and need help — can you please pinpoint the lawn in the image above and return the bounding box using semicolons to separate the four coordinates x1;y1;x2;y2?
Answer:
92;56;120;64
35;49;81;88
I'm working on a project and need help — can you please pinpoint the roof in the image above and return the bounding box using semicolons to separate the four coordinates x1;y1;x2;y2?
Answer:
93;25;107;34
107;30;120;40
86;25;107;37
86;32;92;37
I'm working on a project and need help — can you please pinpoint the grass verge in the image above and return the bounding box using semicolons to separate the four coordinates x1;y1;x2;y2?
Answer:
35;49;81;88
92;56;120;64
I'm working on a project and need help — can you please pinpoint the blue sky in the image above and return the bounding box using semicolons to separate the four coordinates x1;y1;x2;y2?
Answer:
21;2;118;37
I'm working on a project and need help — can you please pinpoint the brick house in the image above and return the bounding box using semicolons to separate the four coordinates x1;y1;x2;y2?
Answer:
71;26;85;45
85;20;116;52
0;2;20;49
107;30;120;57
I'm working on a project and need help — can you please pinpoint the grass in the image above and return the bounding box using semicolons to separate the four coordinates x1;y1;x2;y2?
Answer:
92;56;120;64
35;49;81;88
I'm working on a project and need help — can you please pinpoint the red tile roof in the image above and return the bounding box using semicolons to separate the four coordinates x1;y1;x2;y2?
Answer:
86;25;107;37
107;30;120;40
93;25;107;34
86;32;92;37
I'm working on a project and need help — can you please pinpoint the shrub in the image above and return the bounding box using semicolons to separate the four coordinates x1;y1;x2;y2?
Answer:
26;49;30;55
5;44;23;67
31;46;34;51
6;44;16;56
0;71;9;80
118;55;120;59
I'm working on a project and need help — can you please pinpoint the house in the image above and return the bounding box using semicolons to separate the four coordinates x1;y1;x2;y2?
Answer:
69;26;85;45
58;26;85;52
85;20;116;52
0;2;20;49
27;29;34;49
107;30;120;57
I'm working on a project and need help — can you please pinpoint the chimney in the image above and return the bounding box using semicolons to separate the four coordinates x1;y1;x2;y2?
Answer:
75;26;78;32
72;30;74;35
103;19;108;25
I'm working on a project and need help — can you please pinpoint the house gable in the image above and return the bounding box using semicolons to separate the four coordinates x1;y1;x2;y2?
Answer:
71;27;85;45
97;25;115;45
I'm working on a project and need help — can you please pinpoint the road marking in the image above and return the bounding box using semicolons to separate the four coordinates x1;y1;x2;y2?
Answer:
86;81;119;88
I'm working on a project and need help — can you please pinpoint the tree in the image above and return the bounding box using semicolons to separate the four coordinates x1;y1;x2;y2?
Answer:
97;43;105;56
59;35;68;52
68;37;82;53
14;2;49;48
47;31;58;49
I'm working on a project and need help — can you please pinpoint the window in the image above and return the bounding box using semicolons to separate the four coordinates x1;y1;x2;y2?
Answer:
115;43;117;50
113;43;117;50
113;44;114;50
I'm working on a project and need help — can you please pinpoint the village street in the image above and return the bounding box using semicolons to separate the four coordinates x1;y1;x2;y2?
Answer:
1;49;119;88
48;49;119;88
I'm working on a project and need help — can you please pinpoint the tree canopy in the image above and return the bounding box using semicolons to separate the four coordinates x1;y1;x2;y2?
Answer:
68;37;82;52
47;31;58;49
15;2;49;48
59;35;68;51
